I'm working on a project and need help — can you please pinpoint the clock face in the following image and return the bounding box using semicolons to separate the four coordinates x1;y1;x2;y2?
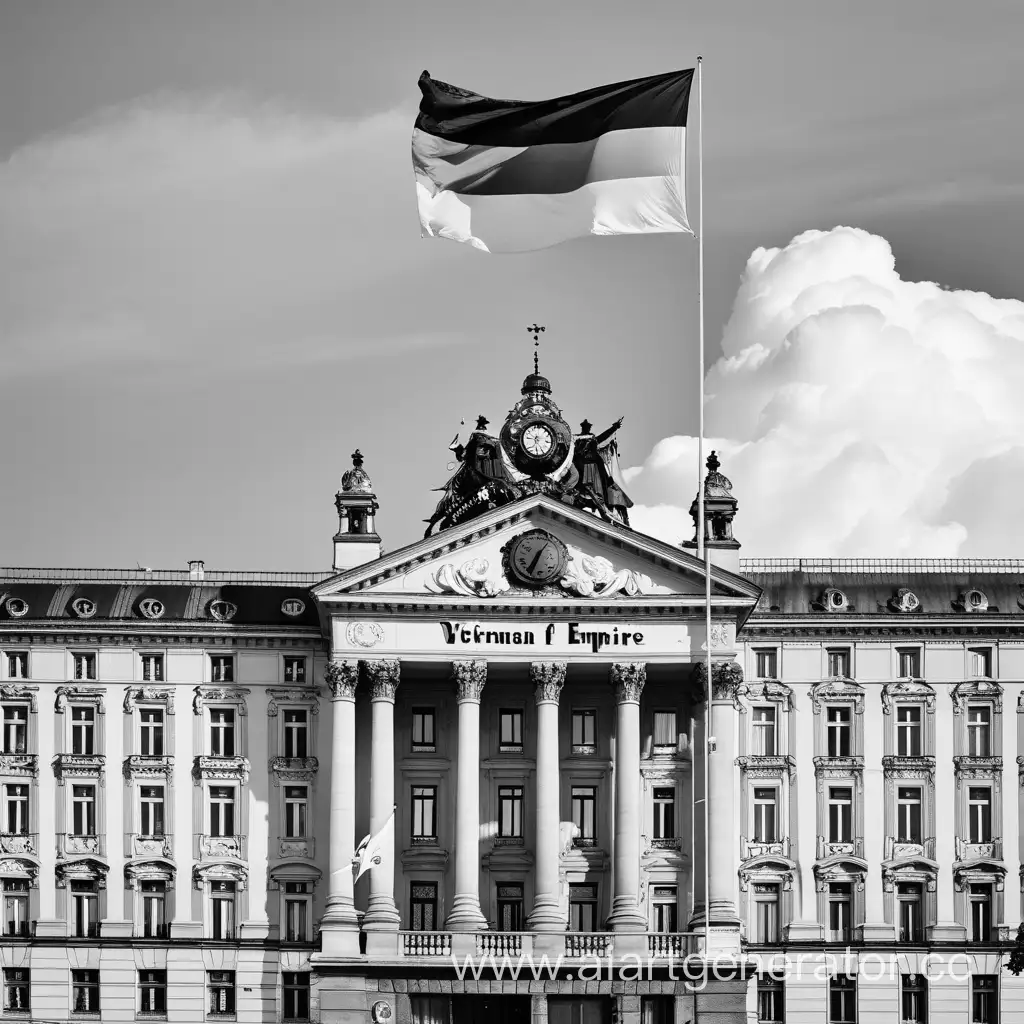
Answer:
522;423;554;457
507;529;568;587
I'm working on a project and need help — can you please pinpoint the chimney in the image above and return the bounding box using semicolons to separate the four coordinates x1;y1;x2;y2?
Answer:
188;559;205;580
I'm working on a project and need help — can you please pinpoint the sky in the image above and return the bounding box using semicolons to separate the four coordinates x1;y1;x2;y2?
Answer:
2;1;1023;570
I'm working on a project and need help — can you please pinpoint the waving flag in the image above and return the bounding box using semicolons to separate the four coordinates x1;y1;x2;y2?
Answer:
352;807;395;881
413;68;694;252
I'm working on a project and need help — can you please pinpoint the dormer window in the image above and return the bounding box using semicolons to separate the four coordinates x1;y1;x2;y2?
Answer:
827;648;851;679
962;589;988;613
968;647;992;678
823;588;848;612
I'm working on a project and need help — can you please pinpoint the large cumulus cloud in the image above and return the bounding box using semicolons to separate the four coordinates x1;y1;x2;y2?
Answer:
624;226;1024;556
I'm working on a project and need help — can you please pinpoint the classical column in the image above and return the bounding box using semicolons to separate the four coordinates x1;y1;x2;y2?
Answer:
361;659;401;942
608;662;647;930
446;659;488;931
318;660;360;957
528;661;567;931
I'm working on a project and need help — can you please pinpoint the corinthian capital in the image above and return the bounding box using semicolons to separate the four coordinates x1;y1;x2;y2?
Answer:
611;662;647;703
692;660;744;702
325;660;359;700
452;659;487;702
363;659;401;701
531;662;567;704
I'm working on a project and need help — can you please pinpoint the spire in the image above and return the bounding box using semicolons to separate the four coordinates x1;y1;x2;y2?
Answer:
341;449;373;494
521;322;551;394
333;449;382;571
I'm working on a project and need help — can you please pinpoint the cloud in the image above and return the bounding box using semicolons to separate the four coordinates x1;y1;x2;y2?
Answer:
623;226;1024;556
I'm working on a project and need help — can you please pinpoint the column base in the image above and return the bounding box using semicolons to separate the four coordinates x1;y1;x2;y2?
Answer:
364;929;401;957
859;922;895;942
362;895;401;932
527;898;567;933
322;896;361;929
607;898;647;932
446;895;488;932
927;922;968;942
317;921;363;959
688;900;741;930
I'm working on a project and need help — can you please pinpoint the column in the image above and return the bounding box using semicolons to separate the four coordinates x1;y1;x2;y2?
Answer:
362;659;401;952
446;659;488;931
317;660;360;958
528;661;567;931
608;662;647;931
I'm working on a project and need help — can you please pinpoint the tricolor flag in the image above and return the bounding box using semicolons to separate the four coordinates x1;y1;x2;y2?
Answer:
352;807;395;881
413;68;694;253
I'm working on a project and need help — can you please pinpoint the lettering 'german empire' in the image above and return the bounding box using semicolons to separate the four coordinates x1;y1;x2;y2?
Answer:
439;622;645;653
440;622;537;646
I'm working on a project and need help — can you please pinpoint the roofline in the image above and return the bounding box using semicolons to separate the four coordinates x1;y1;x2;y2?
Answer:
740;558;1024;574
0;568;332;586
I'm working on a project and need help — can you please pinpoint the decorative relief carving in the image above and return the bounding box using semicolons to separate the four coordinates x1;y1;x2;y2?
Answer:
193;862;248;891
810;679;864;715
52;754;105;786
692;660;744;703
199;834;245;860
611;662;646;703
55;859;107;889
267;688;321;717
279;838;313;859
192;756;250;787
0;755;37;778
123;687;174;714
700;623;731;651
0;684;37;712
0;858;37;885
889;588;921;613
736;755;795;778
123;756;173;782
269;757;319;785
325;660;359;700
558;547;652;598
192;686;251;715
952;680;1002;714
125;861;175;889
882;755;936;780
954;756;1003;790
55;687;105;714
363;660;400;701
881;680;935;714
71;597;97;619
345;621;385;648
738;680;792;710
132;835;173;859
531;661;567;703
425;560;511;598
451;659;487;702
0;835;34;856
59;835;101;857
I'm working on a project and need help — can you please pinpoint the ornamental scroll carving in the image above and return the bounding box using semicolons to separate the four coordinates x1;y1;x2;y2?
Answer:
55;687;105;714
267;688;321;717
531;662;567;703
0;684;38;712
452;659;486;702
611;662;646;703
192;686;251;715
425;559;511;598
325;660;358;700
881;680;935;715
810;679;864;715
364;660;400;701
123;687;175;715
692;661;744;702
558;547;652;598
951;679;1002;715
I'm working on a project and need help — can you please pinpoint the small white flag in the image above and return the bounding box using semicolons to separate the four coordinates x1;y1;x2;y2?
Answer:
352;807;396;881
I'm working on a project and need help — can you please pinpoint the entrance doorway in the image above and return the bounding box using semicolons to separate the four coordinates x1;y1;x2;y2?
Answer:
451;995;530;1024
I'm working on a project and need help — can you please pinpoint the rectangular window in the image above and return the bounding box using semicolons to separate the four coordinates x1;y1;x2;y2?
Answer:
73;653;97;681
208;970;235;1015
139;969;166;1014
412;786;437;840
651;886;677;932
142;880;167;938
752;706;777;756
496;882;524;931
210;656;234;683
571;709;596;752
653;787;676;840
284;882;310;942
284;786;308;838
972;975;997;1024
210;881;236;940
2;879;29;937
139;708;164;756
753;788;778;843
653;711;677;752
897;705;923;757
411;708;436;751
967;706;992;757
897;787;923;844
72;784;96;835
140;786;165;837
571;786;597;843
968;647;992;678
283;656;306;683
71;706;95;755
283;972;310;1021
498;786;523;838
970;885;992;942
499;709;523;751
828;883;852;942
897;883;923;942
828;647;851;678
2;707;27;755
71;880;99;937
5;653;28;680
755;649;778;679
209;709;235;757
3;968;29;1012
141;654;164;682
757;976;785;1024
4;784;28;835
968;788;992;843
282;709;308;759
209;786;235;837
72;969;100;1015
898;648;921;678
826;706;852;757
901;973;927;1024
828;787;853;843
753;884;780;943
568;883;597;932
410;881;438;931
829;975;856;1024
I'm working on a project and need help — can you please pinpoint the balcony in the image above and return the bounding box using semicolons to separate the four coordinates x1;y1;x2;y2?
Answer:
122;755;173;781
956;837;1002;860
744;836;791;860
0;754;38;778
269;756;319;778
476;932;532;956
128;833;173;859
0;833;35;856
278;837;315;859
401;931;451;956
57;833;102;857
565;933;611;956
648;933;687;957
816;837;863;859
52;753;104;783
393;931;704;960
197;834;247;860
884;836;936;860
191;756;249;785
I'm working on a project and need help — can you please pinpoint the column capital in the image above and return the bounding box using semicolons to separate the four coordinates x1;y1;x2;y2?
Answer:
531;661;567;704
611;662;646;703
451;659;487;702
363;659;401;702
325;660;359;701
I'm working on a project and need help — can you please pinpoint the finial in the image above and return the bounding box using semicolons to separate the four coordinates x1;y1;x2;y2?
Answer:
707;450;720;473
527;323;545;374
351;449;364;468
475;415;489;430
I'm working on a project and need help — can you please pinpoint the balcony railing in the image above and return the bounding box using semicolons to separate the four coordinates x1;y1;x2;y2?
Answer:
648;933;687;957
401;931;452;956
197;834;247;860
57;833;102;857
0;754;38;778
476;932;531;956
128;833;173;859
564;933;610;956
0;833;36;856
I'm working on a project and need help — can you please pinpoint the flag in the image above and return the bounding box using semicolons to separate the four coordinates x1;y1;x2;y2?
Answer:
413;68;694;253
352;807;395;881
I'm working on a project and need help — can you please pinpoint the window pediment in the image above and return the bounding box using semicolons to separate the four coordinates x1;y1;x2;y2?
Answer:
123;687;175;714
193;861;248;891
0;684;38;712
739;855;796;891
954;860;1005;892
55;686;104;714
952;680;1002;714
55;858;109;888
192;686;251;715
811;680;864;715
882;857;938;892
813;856;868;892
739;680;792;711
125;860;175;889
267;688;320;717
882;680;935;714
0;857;38;885
268;862;323;889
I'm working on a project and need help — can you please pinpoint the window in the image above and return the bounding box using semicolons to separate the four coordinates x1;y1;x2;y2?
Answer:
828;788;853;843
282;710;308;759
412;786;437;840
901;973;927;1024
410;882;438;931
140;786;165;837
970;885;992;942
897;787;922;843
572;709;596;753
70;706;95;755
498;786;523;838
653;711;677;752
283;972;310;1021
71;880;99;937
755;649;778;679
753;883;779;943
752;706;777;756
209;709;235;756
5;653;28;680
73;653;96;681
897;883;923;942
568;883;597;932
208;970;235;1015
898;648;921;678
210;881;236;940
4;784;28;835
972;975;997;1024
139;970;166;1014
2;707;27;754
571;786;596;844
72;784;96;835
412;997;452;1024
828;883;852;942
3;968;29;1012
411;708;435;751
210;656;234;683
653;787;675;840
141;880;167;938
968;788;992;843
829;975;856;1024
139;708;164;756
968;648;992;678
826;706;852;757
967;706;991;757
757;976;785;1024
141;654;164;682
72;969;99;1014
753;788;778;843
497;882;524;931
828;648;851;678
209;787;235;837
283;882;310;941
283;657;306;683
897;706;922;757
284;786;308;838
499;709;523;751
2;879;29;937
640;997;673;1024
651;886;677;932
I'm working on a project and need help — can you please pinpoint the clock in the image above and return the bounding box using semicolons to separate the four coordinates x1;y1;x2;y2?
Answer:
522;422;555;457
505;529;568;588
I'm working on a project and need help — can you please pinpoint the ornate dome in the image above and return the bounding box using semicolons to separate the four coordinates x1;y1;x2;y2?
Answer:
341;450;373;494
520;372;552;395
703;451;734;497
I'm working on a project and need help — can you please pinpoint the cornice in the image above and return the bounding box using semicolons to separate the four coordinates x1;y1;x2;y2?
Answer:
0;626;323;647
741;618;1024;639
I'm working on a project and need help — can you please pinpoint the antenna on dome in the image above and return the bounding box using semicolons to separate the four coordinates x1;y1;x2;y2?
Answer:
526;323;545;374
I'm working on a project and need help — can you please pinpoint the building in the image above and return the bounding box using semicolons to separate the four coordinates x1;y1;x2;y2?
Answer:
0;364;1022;1024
